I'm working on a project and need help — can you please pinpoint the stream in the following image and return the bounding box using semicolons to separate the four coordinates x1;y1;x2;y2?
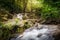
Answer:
10;14;58;40
10;23;58;40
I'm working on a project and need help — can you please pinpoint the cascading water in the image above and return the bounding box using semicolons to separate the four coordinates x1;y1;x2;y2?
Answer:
17;14;23;20
15;23;57;40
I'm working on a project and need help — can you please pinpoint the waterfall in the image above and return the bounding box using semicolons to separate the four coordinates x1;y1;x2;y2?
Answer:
15;23;57;40
17;14;23;20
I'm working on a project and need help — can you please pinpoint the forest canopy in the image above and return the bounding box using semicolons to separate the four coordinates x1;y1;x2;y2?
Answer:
0;0;60;23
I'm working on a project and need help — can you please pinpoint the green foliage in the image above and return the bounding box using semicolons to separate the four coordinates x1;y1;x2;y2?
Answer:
0;23;20;40
0;0;60;40
23;22;30;29
0;9;13;22
35;0;60;23
0;0;22;13
0;23;11;40
0;20;31;40
41;5;59;19
44;0;60;8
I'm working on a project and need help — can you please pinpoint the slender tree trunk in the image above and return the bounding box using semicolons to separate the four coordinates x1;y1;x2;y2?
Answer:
31;0;33;13
23;0;28;13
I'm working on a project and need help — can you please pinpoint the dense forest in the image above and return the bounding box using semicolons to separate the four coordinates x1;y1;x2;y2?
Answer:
0;0;60;40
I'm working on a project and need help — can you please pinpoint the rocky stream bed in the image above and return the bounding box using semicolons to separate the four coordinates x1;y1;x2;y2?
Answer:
10;23;60;40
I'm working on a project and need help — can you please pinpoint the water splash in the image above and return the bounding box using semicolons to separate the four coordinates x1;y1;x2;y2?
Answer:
17;14;23;20
16;23;57;40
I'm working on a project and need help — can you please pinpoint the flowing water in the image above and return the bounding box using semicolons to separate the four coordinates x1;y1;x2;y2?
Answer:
17;14;23;20
14;23;57;40
10;14;58;40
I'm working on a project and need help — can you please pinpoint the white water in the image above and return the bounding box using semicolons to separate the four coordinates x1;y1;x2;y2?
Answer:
17;14;23;20
15;23;57;40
